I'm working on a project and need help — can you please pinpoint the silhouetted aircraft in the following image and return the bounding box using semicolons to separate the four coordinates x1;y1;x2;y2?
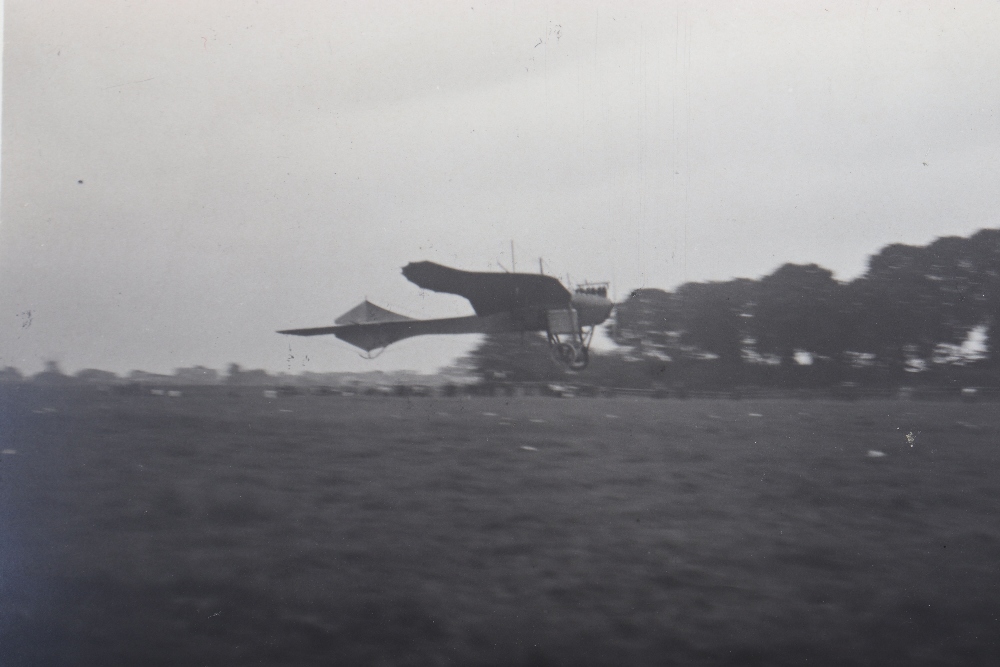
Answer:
279;261;614;370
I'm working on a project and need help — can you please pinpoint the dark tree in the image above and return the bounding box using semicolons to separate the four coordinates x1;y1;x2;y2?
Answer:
0;366;23;383
845;241;981;379
615;280;760;386
611;288;679;360
610;288;684;386
674;279;756;372
753;263;843;366
463;333;566;384
963;229;1000;370
32;360;74;386
225;363;243;385
923;235;983;336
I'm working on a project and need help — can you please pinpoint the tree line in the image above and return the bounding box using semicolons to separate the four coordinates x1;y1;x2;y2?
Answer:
468;229;1000;389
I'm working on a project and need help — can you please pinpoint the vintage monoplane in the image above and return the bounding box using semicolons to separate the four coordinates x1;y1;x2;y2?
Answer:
278;261;614;369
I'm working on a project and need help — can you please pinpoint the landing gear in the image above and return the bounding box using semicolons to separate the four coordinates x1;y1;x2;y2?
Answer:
547;326;594;371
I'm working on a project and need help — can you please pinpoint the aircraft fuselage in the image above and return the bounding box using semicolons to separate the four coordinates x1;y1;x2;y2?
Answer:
571;292;615;327
279;261;615;369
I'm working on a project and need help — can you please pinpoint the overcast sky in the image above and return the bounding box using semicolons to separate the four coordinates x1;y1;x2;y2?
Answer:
2;1;999;376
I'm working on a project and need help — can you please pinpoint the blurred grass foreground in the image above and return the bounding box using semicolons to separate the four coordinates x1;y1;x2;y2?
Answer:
2;386;999;666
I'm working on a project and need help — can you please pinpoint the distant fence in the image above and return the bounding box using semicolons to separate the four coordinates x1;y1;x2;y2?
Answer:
262;382;997;401
4;381;997;402
468;384;998;402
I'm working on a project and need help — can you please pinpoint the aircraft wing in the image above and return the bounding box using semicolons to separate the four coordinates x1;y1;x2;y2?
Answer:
279;313;518;352
402;261;572;317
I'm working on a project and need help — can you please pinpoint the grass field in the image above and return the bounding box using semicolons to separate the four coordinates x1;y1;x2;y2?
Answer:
2;387;999;665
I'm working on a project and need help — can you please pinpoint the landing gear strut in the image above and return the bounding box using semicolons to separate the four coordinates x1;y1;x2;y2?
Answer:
547;325;594;371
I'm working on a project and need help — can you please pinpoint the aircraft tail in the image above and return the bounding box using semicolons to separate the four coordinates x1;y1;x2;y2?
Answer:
278;302;518;353
278;301;415;352
333;300;414;326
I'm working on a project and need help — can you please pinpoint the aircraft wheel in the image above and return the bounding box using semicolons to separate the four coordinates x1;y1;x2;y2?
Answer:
551;342;575;366
566;346;589;370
